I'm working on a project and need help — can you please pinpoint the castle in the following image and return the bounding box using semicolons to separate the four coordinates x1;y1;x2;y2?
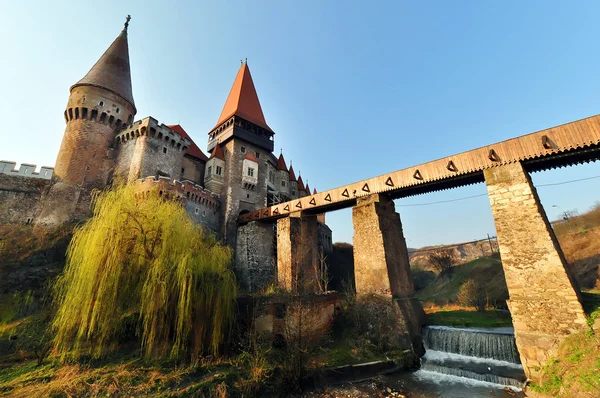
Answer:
0;18;331;291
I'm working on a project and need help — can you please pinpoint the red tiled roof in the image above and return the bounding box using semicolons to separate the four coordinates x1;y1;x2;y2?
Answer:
313;188;317;195
210;143;225;160
288;165;297;181
297;175;305;191
276;153;288;171
305;182;311;194
244;153;258;162
168;124;208;162
213;62;273;132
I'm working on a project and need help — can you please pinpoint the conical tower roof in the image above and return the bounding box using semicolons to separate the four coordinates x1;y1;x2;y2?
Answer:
214;62;272;132
276;153;288;171
71;19;135;109
297;175;305;191
288;165;297;181
210;143;225;160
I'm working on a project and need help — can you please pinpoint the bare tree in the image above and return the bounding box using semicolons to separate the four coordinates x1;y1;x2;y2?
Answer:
428;249;456;279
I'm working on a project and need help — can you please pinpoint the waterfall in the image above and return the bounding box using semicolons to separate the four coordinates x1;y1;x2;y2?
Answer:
423;326;521;363
419;326;527;389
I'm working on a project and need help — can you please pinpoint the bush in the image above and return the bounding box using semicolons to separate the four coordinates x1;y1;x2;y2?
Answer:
457;278;486;312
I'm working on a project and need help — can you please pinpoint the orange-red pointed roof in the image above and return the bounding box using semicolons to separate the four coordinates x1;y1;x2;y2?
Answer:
290;164;298;181
210;143;225;160
313;188;317;195
297;175;305;191
244;153;259;162
288;165;297;181
305;182;311;194
168;124;208;162
214;62;273;132
276;153;288;171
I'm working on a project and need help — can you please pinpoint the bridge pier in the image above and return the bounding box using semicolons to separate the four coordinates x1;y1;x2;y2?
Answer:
277;211;320;293
352;193;425;355
484;162;588;380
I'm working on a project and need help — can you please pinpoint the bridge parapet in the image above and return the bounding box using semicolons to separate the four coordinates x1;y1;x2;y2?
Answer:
240;114;600;223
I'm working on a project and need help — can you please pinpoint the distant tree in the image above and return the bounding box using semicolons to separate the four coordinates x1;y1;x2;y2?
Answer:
457;278;486;312
52;183;236;362
428;249;456;279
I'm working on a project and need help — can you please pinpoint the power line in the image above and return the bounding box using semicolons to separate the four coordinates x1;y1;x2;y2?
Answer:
396;174;600;207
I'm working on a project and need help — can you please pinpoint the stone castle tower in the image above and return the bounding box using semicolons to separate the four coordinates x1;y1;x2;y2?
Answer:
38;19;136;224
206;62;276;246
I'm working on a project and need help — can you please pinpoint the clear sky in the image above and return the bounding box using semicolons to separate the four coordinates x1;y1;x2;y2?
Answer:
1;1;599;248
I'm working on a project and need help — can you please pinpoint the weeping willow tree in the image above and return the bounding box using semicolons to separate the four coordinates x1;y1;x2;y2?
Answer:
52;183;236;362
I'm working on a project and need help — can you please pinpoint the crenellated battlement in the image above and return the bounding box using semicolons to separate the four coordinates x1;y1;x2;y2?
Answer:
134;176;220;209
0;161;54;180
115;117;191;153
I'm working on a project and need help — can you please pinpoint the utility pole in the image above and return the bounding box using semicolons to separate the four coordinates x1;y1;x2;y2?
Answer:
487;233;495;254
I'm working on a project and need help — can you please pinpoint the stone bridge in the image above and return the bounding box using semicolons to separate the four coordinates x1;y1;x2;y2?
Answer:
239;114;600;380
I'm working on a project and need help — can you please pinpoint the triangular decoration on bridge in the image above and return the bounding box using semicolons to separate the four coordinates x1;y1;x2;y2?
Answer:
295;201;302;209
254;212;260;219
385;177;394;187
324;194;332;202
263;210;269;216
283;204;290;212
362;183;370;193
488;149;500;162
447;160;458;172
273;208;279;215
413;170;423;180
342;189;350;198
542;135;556;149
309;198;316;205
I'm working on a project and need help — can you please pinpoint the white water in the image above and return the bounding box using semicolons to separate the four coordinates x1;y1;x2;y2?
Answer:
421;326;526;390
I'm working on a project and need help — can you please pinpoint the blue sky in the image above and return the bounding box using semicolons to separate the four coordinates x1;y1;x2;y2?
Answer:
1;1;599;247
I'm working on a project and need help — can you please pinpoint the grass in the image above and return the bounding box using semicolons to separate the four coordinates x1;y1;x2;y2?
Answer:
415;256;507;306
424;308;512;328
530;331;600;397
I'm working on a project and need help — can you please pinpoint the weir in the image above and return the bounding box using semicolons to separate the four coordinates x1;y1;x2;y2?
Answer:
420;326;526;389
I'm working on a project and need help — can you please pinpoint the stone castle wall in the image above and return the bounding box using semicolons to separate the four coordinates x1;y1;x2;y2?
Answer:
115;117;190;182
134;177;220;233
218;137;271;247
0;161;53;180
0;173;50;224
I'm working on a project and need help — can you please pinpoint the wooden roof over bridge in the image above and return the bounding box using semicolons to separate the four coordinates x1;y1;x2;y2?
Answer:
239;114;600;224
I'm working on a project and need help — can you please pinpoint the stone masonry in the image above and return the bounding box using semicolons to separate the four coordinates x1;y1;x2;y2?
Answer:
351;193;425;356
484;162;588;380
352;194;415;297
277;212;319;293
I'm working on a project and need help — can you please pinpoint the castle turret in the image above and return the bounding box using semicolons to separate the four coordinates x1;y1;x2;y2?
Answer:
275;153;290;197
39;17;136;224
204;143;225;192
208;61;275;246
288;163;298;199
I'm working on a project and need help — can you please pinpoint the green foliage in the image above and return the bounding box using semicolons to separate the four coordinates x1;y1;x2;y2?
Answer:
425;309;512;327
531;331;600;397
13;314;53;366
457;278;486;312
416;256;508;307
52;183;236;362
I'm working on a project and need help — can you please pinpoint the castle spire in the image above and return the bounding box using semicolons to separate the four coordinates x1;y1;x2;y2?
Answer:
276;152;288;171
71;18;135;109
288;164;297;181
214;62;272;132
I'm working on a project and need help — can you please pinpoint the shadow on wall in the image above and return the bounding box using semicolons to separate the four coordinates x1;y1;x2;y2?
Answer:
327;242;355;293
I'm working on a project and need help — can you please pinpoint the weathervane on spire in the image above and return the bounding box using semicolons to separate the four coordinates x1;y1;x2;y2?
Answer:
124;15;131;30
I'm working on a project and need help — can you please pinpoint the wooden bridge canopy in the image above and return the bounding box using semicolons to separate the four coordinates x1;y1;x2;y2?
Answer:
239;114;600;224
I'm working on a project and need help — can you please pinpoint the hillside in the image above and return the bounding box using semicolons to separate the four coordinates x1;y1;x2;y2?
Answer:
409;238;498;269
